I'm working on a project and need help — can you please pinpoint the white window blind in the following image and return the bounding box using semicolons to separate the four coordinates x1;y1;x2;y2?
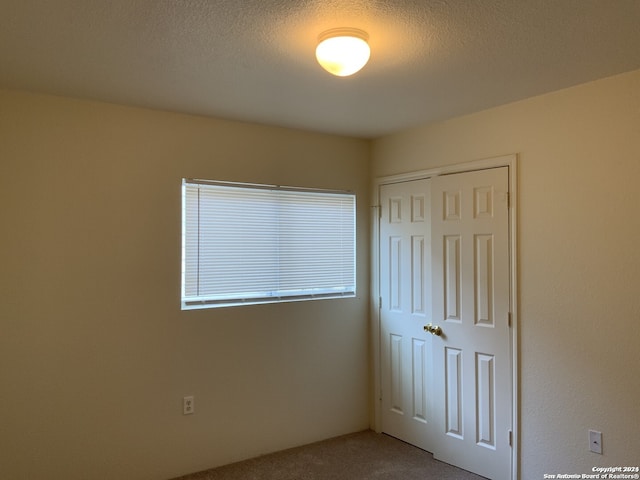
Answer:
181;179;356;309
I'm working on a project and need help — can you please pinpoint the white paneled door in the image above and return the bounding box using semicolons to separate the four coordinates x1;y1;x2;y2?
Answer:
379;167;512;480
380;178;434;452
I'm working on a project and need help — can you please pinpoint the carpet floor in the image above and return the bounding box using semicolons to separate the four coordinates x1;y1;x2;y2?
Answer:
171;430;486;480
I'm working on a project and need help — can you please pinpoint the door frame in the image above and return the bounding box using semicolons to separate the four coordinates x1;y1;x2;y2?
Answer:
370;154;518;480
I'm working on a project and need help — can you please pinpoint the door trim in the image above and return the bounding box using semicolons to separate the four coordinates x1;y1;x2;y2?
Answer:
371;154;518;480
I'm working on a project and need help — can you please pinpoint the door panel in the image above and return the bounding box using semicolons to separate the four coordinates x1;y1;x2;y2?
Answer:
379;179;434;452
430;167;511;480
444;346;463;438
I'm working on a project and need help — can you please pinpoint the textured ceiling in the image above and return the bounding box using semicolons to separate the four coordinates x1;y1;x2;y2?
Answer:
1;0;640;138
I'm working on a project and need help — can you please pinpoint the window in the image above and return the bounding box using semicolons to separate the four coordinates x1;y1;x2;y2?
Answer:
181;179;356;309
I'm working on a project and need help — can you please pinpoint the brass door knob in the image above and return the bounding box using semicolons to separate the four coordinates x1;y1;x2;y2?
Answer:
424;323;442;336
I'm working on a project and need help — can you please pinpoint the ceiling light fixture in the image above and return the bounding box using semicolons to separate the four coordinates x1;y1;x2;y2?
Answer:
315;28;370;77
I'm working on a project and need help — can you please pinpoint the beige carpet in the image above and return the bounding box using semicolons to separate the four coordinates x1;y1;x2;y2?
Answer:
171;430;486;480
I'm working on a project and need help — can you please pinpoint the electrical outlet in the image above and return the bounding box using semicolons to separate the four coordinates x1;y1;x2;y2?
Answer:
183;396;194;415
589;429;602;454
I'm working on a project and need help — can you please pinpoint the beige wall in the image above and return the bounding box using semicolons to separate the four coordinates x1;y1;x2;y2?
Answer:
0;90;371;480
2;68;639;480
372;69;640;477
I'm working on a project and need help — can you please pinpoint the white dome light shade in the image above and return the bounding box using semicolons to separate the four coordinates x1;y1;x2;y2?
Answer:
315;28;370;77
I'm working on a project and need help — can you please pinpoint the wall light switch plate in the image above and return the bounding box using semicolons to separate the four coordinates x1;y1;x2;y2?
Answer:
589;429;602;454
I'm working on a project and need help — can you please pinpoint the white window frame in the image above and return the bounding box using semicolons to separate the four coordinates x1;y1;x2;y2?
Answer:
181;179;356;309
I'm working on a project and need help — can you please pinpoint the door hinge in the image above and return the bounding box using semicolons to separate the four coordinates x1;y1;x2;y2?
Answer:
506;192;510;209
508;312;512;327
509;430;513;447
379;296;382;309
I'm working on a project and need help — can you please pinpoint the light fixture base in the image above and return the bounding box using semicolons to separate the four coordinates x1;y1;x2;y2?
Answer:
317;27;369;44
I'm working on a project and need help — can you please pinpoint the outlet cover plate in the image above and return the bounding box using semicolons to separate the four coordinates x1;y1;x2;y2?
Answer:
183;396;194;415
